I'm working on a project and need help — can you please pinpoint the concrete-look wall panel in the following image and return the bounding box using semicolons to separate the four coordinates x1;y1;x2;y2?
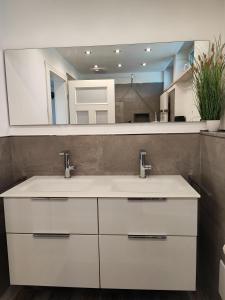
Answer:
198;133;225;300
10;134;200;180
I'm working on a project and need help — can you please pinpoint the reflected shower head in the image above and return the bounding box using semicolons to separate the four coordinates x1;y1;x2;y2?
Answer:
130;74;134;87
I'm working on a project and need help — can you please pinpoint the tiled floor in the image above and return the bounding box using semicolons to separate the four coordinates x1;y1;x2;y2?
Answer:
5;287;204;300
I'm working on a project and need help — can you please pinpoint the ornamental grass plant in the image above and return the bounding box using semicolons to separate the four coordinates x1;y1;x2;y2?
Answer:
193;37;225;120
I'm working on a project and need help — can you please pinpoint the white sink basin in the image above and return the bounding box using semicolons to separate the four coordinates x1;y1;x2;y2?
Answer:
113;179;160;193
112;177;184;193
1;175;200;198
20;177;94;192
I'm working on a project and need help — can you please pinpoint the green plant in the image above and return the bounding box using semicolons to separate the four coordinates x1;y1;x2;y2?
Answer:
193;37;225;120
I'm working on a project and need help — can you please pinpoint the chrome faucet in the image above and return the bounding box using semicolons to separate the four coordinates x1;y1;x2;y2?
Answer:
59;151;75;178
139;150;152;178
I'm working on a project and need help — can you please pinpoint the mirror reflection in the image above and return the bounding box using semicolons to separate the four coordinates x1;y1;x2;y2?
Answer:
5;41;209;125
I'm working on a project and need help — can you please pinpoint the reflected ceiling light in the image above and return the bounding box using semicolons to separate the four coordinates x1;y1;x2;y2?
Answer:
84;50;92;55
93;65;100;72
145;48;151;53
141;62;147;66
91;65;106;73
117;63;122;68
114;49;121;54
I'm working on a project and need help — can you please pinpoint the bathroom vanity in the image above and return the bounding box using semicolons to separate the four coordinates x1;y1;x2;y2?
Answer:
1;175;200;291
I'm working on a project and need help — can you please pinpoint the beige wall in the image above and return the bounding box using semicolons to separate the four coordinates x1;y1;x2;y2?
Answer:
0;52;9;137
1;0;224;49
221;2;225;128
0;0;225;136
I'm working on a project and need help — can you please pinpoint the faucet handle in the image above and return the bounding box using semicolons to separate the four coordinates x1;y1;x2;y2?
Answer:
140;150;147;160
145;165;152;170
145;164;152;177
140;149;146;154
59;151;70;157
140;150;147;156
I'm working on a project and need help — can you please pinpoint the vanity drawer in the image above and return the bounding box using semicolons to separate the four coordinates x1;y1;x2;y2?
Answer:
99;198;197;236
99;235;196;290
4;197;98;234
7;233;99;288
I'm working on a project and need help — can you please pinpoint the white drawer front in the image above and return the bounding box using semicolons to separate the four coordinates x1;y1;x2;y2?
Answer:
4;197;98;234
99;198;197;236
7;234;99;288
99;235;196;291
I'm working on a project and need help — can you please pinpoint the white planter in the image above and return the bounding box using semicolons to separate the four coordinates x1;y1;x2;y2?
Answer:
206;120;220;132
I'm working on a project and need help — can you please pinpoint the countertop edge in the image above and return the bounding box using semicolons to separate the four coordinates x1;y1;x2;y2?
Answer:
0;175;201;199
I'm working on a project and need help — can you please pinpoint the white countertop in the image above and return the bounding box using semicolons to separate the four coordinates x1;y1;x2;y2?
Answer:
1;175;200;199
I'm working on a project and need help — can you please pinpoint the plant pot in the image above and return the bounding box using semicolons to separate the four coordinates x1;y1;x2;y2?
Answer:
206;120;220;132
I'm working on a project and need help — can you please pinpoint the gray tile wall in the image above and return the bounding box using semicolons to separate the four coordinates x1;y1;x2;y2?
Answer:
0;137;13;192
115;83;163;123
0;133;200;296
2;132;225;299
198;133;225;300
0;137;13;296
10;134;200;180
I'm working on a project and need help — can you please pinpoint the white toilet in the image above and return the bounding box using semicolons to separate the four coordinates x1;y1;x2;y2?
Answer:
219;246;225;299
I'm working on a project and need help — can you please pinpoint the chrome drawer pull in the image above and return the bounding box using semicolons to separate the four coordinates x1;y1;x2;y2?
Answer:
32;197;49;201
33;233;70;238
128;234;167;240
32;197;68;201
128;197;167;201
49;198;68;201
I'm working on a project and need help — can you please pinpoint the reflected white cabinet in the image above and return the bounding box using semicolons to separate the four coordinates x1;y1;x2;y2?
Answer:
69;79;115;124
4;196;198;290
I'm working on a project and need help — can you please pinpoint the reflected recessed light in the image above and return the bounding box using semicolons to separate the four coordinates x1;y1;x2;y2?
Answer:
118;63;122;68
94;65;99;68
84;50;92;55
141;62;147;66
145;48;151;53
114;49;121;54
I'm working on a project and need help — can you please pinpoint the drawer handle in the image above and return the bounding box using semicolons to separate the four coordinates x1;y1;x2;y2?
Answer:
49;198;68;201
33;233;70;238
127;197;167;201
32;197;68;201
128;234;167;240
32;197;49;201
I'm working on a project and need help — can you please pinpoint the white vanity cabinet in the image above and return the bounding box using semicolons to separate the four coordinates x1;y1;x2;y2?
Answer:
99;235;196;290
98;197;197;290
7;234;99;288
4;197;99;288
2;175;200;291
4;197;98;234
98;197;197;235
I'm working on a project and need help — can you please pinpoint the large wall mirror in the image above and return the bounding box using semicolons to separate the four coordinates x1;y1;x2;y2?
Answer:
4;41;209;126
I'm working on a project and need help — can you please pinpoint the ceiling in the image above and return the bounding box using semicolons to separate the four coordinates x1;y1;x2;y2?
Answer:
56;41;193;75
